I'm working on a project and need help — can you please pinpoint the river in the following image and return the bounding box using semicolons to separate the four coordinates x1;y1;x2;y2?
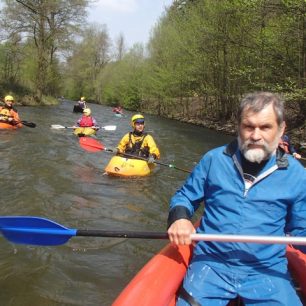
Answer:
1;100;234;305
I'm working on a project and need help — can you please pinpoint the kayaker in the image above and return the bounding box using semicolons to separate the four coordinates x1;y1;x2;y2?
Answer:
75;108;98;128
74;108;99;137
279;125;302;159
116;114;160;163
167;92;306;306
0;95;22;127
77;96;86;110
113;106;123;115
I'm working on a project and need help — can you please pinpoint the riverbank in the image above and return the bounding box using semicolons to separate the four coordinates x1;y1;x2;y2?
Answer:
3;94;59;106
11;94;306;155
140;96;306;156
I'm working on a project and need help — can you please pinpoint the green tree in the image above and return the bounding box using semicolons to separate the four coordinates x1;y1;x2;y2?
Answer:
63;24;111;101
144;0;305;120
1;0;89;101
99;43;145;109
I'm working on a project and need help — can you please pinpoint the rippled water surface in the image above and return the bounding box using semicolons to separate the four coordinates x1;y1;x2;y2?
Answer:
0;100;234;305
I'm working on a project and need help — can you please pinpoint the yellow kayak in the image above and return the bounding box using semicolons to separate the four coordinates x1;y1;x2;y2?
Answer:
105;156;155;177
73;127;96;137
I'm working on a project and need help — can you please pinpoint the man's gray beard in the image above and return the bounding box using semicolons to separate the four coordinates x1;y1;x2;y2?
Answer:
238;136;279;163
243;148;266;163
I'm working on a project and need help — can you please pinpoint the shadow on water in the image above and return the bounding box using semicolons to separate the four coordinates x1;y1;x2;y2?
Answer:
0;100;233;305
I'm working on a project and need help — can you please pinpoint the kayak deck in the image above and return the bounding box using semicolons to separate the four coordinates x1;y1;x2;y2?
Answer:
113;243;306;306
73;127;96;137
105;156;155;177
0;122;21;130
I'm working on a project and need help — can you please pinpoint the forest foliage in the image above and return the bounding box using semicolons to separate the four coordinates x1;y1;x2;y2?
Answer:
0;0;305;124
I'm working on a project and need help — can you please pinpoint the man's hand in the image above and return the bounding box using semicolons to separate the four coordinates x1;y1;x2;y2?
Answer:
293;152;302;159
167;219;195;245
106;147;118;153
148;154;156;164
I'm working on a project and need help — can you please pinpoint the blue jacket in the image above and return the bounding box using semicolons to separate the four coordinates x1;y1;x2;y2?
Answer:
169;140;306;273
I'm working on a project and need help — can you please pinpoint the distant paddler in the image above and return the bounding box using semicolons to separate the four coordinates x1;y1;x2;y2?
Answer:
112;105;123;116
0;95;22;129
116;114;160;163
279;124;302;159
104;114;160;176
78;96;87;110
73;96;87;113
73;108;99;137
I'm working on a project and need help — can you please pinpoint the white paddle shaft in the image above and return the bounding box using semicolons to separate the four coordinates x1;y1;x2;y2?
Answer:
191;233;306;245
51;125;116;131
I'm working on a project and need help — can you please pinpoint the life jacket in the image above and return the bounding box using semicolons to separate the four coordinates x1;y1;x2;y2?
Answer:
79;115;94;127
125;132;149;157
0;107;14;124
279;137;289;154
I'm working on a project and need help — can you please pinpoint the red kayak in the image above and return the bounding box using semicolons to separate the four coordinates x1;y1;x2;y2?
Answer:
113;243;306;305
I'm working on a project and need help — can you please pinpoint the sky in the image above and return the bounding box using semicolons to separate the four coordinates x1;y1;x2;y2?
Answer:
87;0;174;48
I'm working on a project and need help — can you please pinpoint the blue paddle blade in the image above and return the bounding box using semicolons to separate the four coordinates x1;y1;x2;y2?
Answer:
0;216;77;246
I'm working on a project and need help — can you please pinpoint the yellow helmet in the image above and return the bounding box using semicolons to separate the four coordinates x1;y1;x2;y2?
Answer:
0;109;10;116
81;97;85;101
83;108;91;116
4;95;14;102
131;114;145;127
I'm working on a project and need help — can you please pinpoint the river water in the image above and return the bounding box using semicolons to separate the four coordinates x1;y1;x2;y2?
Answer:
0;100;234;305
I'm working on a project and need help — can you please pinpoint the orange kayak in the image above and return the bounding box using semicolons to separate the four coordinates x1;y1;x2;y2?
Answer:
113;243;306;305
0;122;22;130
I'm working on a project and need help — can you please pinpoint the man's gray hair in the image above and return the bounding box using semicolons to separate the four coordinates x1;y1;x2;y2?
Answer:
238;92;285;126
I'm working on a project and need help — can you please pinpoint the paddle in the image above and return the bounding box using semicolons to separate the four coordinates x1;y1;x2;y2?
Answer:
79;137;192;173
0;120;36;128
1;216;306;247
50;124;116;131
20;120;36;128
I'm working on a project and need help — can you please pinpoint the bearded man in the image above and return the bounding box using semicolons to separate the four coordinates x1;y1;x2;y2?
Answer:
167;92;306;306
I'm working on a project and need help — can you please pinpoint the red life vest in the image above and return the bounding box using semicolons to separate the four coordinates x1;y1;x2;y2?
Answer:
79;115;94;127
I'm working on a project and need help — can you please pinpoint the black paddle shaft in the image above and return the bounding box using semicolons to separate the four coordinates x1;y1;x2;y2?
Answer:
21;121;36;128
117;153;191;173
76;229;169;239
